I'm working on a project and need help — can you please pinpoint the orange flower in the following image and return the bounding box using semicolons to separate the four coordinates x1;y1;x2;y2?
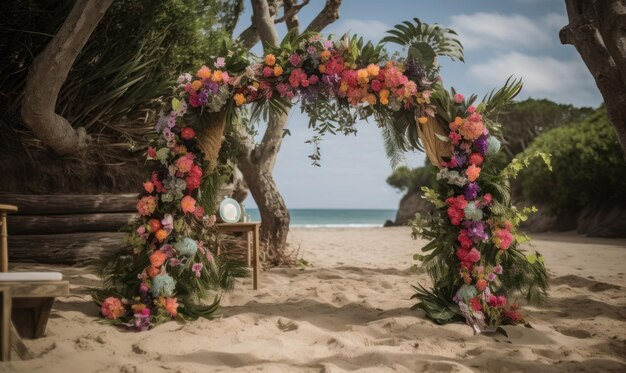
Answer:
159;297;179;318
476;279;488;292
211;70;223;83
366;63;380;77
366;93;377;105
320;50;331;61
155;229;168;242
149;250;167;268
196;65;211;79
273;65;283;77
318;64;326;73
181;195;196;214
143;181;154;193
466;164;481;182
264;54;276;66
379;89;390;105
147;265;159;278
191;80;202;91
417;116;428;124
148;218;161;233
233;93;246;106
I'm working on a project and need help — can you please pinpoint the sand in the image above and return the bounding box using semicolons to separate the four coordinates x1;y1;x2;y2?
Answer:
3;227;626;372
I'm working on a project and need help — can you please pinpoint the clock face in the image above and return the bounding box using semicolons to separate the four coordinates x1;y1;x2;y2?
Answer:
219;198;241;223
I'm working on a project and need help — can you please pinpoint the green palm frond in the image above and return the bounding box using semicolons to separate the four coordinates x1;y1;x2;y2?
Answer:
479;76;523;117
381;18;464;76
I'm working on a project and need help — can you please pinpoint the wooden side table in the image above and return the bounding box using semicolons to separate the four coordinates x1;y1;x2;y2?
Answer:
216;222;261;290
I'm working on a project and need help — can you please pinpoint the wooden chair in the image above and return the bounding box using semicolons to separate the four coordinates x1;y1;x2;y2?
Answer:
0;204;69;361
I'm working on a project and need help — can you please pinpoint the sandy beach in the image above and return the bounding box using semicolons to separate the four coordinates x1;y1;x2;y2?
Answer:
3;227;626;372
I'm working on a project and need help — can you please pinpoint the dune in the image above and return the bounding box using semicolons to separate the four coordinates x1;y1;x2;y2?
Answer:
3;227;626;372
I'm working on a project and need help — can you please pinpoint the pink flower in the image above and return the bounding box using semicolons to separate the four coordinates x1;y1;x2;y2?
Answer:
143;181;154;194
289;53;301;66
175;153;195;174
308;75;319;85
466;248;481;263
215;57;225;68
454;93;464;103
493;228;514;250
193;205;205;219
101;297;125;320
263;66;274;77
467;105;476;113
136;196;157;216
192;263;203;277
370;79;382;92
447;207;465;226
494;265;503;275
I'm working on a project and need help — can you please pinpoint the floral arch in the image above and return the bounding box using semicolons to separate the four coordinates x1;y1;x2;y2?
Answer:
97;19;550;333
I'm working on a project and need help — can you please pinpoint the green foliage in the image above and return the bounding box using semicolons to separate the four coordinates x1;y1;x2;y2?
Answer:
519;107;626;213
496;98;594;157
386;165;437;192
381;18;464;79
0;0;241;149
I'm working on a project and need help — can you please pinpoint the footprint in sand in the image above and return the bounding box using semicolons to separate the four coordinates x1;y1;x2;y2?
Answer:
554;326;592;339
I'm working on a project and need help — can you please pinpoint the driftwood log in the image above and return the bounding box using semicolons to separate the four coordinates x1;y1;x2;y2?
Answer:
0;194;137;215
7;213;136;235
8;232;126;264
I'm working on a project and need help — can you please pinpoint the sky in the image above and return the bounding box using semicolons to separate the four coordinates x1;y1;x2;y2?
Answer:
233;0;603;210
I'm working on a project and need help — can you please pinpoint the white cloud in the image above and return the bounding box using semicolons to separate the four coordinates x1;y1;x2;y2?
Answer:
327;19;390;42
449;12;563;50
469;51;600;106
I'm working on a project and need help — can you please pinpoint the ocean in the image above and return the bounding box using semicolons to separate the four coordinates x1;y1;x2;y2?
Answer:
244;208;397;228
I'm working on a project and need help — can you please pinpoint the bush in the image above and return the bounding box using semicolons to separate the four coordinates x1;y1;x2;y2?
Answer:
386;164;437;192
519;107;626;213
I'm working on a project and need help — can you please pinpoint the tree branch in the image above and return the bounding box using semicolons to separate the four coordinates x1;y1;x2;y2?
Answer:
304;0;342;33
276;0;310;33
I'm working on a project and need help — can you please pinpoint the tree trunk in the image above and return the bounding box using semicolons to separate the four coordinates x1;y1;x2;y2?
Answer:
561;0;626;158
231;0;343;264
21;0;113;156
197;111;228;171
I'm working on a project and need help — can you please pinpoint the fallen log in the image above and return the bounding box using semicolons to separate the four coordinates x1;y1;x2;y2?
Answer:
8;232;127;264
8;213;137;235
0;194;138;215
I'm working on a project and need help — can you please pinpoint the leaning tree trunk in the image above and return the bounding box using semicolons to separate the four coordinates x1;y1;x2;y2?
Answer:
560;0;626;159
237;154;291;265
21;0;113;156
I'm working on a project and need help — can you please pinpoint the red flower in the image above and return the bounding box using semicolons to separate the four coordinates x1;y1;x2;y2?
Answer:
181;127;196;140
447;207;464;226
475;279;488;291
147;147;156;158
458;229;473;249
185;164;203;191
469;152;484;166
151;171;165;193
470;297;483;312
148;218;162;233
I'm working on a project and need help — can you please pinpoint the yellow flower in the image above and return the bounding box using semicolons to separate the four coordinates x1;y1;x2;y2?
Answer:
273;65;283;77
234;93;246;106
264;54;276;66
418;116;428;124
212;70;223;83
366;63;380;77
357;69;369;84
191;80;202;91
196;65;211;79
379;89;389;105
320;50;331;61
339;81;349;93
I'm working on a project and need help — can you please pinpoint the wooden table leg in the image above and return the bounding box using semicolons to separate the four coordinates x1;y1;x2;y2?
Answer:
253;224;260;290
246;231;252;268
0;286;10;361
1;213;8;272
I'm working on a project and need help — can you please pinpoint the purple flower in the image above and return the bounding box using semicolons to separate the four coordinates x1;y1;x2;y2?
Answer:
134;312;151;331
473;135;489;155
168;258;181;267
454;153;467;168
323;40;334;49
205;81;219;94
139;282;149;294
198;90;209;105
463;220;488;242
215;57;225;68
307;46;317;55
161;214;173;233
161;244;174;258
192;263;203;278
494;265;503;275
464;182;481;200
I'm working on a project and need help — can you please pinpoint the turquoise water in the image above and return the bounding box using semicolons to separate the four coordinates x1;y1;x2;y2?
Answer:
245;208;396;227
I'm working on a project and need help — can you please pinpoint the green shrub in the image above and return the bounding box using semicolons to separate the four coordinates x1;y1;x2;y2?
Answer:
387;164;437;192
519;107;626;213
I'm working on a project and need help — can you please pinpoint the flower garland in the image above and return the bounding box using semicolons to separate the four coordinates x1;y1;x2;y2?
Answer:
97;22;550;333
